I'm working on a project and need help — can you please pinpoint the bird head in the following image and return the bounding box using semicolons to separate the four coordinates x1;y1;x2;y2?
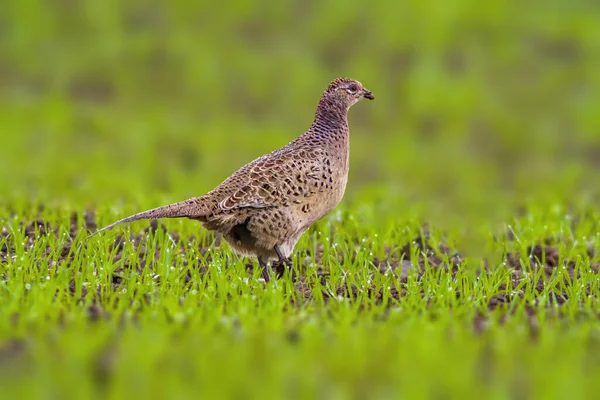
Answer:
324;78;375;109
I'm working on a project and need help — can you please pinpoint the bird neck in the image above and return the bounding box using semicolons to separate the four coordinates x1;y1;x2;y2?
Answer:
311;97;349;134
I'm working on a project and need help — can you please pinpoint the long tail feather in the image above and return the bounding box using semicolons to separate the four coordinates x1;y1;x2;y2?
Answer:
87;198;208;239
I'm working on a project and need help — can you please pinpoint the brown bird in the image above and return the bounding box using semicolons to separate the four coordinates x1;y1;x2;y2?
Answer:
89;77;374;281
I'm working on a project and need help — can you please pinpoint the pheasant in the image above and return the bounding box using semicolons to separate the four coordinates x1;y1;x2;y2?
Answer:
89;77;374;281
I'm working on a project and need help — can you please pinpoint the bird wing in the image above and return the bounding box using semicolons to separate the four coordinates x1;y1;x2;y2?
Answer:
213;147;326;212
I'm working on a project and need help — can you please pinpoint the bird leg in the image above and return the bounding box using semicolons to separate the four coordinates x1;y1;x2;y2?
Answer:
273;245;296;281
258;256;270;282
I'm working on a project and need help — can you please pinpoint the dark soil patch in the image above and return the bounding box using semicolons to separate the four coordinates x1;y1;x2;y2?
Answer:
1;213;599;334
0;339;27;364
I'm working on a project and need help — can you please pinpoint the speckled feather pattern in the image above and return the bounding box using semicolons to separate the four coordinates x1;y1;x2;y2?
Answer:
92;77;374;266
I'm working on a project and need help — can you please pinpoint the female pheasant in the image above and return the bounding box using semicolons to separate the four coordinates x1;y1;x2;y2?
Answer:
90;78;374;281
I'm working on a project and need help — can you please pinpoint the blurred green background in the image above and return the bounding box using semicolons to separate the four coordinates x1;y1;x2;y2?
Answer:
1;0;599;228
2;2;600;398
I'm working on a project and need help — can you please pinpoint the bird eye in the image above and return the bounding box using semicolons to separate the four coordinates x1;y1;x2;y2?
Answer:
346;85;359;94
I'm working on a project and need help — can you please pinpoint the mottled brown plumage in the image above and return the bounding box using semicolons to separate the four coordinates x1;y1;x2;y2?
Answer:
89;77;374;281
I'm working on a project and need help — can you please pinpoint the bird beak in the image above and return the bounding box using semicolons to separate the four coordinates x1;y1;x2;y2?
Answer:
362;89;374;100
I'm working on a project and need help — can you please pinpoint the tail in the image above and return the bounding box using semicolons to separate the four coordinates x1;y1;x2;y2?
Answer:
87;198;209;239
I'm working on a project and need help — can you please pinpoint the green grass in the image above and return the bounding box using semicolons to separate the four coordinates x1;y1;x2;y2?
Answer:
1;201;600;398
2;0;600;398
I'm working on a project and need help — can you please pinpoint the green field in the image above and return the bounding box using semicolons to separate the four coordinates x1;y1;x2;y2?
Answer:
2;1;600;398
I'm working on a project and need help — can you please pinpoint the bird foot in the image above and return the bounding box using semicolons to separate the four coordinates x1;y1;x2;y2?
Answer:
272;258;296;281
260;266;271;283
